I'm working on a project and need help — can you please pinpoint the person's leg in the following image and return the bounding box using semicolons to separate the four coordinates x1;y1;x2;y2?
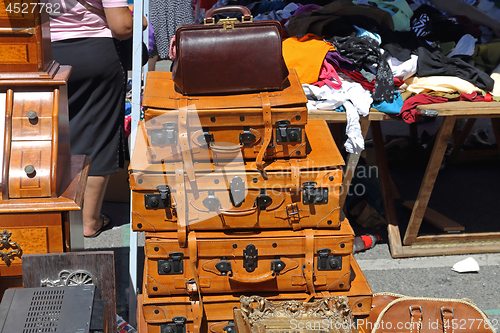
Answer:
148;54;158;71
83;174;111;237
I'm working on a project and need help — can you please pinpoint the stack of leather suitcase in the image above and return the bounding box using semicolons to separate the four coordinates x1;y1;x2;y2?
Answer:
130;69;373;332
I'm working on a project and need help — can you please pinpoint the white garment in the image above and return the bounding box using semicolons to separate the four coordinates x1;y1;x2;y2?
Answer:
490;63;500;97
303;76;373;154
386;53;418;81
447;34;478;57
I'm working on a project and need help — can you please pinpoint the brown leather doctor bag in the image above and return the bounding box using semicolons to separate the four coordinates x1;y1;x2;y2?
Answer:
171;5;289;95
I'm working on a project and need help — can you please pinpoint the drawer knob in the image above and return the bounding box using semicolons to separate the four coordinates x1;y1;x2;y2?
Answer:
27;110;38;120
24;165;36;176
1;229;23;266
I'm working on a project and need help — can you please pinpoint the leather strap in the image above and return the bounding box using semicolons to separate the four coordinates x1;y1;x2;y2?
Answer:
409;305;423;333
304;229;315;294
175;162;188;247
256;94;272;179
290;160;301;193
188;232;204;332
441;306;455;333
178;102;196;182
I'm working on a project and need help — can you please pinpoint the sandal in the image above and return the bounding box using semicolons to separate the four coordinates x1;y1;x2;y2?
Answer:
84;213;112;238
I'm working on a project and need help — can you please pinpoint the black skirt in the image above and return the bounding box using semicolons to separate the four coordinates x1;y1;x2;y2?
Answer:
52;37;126;176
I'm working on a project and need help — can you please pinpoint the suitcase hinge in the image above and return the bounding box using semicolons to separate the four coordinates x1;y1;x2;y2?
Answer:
317;248;342;271
223;321;236;333
255;189;272;210
150;122;178;146
243;244;258;272
275;119;302;143
144;185;172;209
197;127;214;144
270;256;286;276
302;181;328;204
161;316;186;333
239;126;256;146
215;257;233;276
229;176;245;207
203;190;221;212
158;252;184;275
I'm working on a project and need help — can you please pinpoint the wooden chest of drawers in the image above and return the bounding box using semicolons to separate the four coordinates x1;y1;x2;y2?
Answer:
0;0;54;75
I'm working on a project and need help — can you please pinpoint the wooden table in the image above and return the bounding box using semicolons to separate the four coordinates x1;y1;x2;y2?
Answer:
310;102;500;258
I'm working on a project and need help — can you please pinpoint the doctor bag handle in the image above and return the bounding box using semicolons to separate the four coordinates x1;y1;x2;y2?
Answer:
205;5;252;23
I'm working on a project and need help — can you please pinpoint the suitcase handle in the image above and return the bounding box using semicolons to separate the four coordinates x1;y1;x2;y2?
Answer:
205;5;252;22
228;270;275;283
209;143;242;154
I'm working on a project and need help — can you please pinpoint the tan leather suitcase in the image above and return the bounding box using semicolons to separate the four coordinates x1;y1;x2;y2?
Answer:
130;120;344;246
141;69;307;168
143;220;354;296
140;255;371;333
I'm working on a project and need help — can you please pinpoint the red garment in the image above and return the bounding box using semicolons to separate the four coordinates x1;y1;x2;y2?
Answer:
336;67;375;91
399;94;448;124
458;92;486;101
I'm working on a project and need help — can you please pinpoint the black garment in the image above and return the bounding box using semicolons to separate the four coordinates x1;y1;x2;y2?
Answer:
416;47;495;92
328;34;394;103
286;0;394;38
52;37;126;176
410;4;475;44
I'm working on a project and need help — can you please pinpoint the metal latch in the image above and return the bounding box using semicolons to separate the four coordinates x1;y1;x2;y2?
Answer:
197;127;214;144
229;176;245;207
158;252;184;275
161;316;186;333
243;244;258;272
150;122;178;146
275;120;302;143
144;185;171;209
223;321;236;333
203;190;221;212
215;257;233;276
270;256;286;276
239;127;256;146
302;181;328;204
255;189;272;210
219;17;238;29
316;248;342;271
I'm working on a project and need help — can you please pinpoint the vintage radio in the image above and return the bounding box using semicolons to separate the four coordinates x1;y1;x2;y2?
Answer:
130;119;344;246
141;69;308;166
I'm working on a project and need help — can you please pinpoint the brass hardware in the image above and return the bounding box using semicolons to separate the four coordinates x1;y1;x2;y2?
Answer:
219;17;238;29
0;229;22;266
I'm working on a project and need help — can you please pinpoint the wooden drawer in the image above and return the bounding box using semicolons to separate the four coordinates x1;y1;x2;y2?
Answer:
11;91;53;140
0;0;52;73
8;140;52;198
0;212;63;277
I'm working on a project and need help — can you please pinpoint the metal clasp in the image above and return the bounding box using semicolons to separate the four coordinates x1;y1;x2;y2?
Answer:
409;305;424;316
441;307;454;317
219;17;238;29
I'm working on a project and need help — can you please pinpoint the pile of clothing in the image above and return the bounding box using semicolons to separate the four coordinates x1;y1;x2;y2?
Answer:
204;0;500;153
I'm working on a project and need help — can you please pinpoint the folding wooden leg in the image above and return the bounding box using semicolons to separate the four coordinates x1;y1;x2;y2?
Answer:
370;121;403;257
403;116;457;245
